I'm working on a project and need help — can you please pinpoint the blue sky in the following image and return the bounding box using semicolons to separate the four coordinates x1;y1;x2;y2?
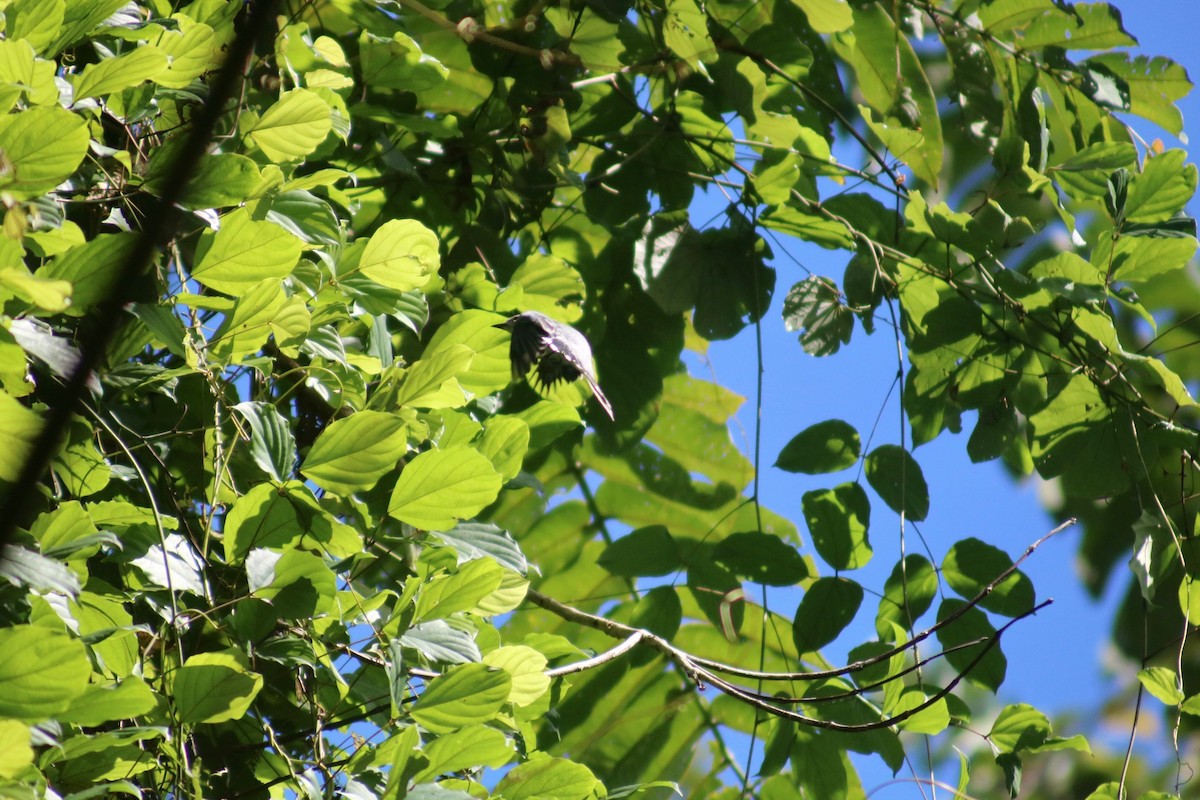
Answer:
682;0;1200;791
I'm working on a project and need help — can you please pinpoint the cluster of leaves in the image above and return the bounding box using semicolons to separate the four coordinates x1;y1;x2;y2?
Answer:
0;0;1198;798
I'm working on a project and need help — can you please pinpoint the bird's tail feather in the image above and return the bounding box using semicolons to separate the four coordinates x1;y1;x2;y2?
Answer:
586;374;614;420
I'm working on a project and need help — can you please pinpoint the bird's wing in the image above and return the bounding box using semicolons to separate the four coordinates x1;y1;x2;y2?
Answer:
509;319;547;379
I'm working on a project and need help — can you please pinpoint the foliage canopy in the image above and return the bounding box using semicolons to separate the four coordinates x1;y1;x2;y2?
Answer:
0;0;1198;798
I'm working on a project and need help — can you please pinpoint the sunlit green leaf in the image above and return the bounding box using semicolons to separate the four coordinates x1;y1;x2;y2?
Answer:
0;105;88;197
790;0;852;33
0;625;90;720
1137;666;1184;706
173;649;263;724
357;218;440;291
72;45;166;99
410;663;510;733
388;447;503;531
191;208;303;295
483;645;550;706
302;410;407;495
496;753;602;800
247;88;332;162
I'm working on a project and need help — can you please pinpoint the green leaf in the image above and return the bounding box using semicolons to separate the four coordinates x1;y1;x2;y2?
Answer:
1028;374;1131;497
789;0;852;33
410;663;511;733
978;0;1056;34
631;586;683;639
0;389;40;482
792;577;863;653
942;538;1035;617
1104;234;1197;283
401;620;482;664
152;18;216;88
72;45;166;99
302;410;406;495
424;310;511;395
599;526;681;577
221;482;302;563
936;599;1006;693
477;416;530;482
0;719;32;779
0;105;88;197
359;30;449;91
483;645;550;706
802;482;873;570
250;548;337;617
1137;666;1184;706
52;414;110;497
1123;150;1197;223
513;400;582;450
1086;53;1192;135
387;447;503;531
782;276;853;356
397;344;472;409
776;419;861;473
207;279;310;362
0;544;80;596
713;532;809;586
894;690;949;735
190;208;303;295
501;254;585;316
414;557;505;622
43;0;129;57
7;0;65;54
233;401;295;482
864;445;929;521
647;385;753;487
1021;3;1136;50
173;649;264;724
0;625;90;720
843;3;943;185
411;726;515;783
41;232;137;315
144;150;260;210
495;753;602;800
1052;141;1137;172
247;88;332;162
356;218;440;291
663;0;716;67
57;679;157;726
875;555;937;639
434;522;527;575
989;703;1051;753
0;265;71;312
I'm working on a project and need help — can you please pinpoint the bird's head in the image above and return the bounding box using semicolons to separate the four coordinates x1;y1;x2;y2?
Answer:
493;311;553;333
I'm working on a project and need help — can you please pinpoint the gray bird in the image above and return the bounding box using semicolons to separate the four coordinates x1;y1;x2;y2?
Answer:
494;311;614;420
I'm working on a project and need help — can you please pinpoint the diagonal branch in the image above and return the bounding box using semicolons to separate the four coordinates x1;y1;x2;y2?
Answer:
524;519;1074;731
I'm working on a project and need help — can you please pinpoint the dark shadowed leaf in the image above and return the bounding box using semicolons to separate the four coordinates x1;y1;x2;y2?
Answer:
776;419;861;474
792;577;863;654
782;276;853;356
